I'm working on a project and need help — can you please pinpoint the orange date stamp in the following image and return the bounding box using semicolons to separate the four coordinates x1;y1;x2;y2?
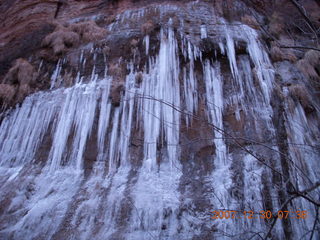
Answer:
211;210;308;220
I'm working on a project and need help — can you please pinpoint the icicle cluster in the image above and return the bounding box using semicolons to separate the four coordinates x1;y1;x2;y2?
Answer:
0;11;318;240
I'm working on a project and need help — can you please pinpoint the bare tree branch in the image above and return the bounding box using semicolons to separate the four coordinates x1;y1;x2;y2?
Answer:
248;6;320;52
279;45;320;52
263;182;320;239
289;0;319;41
288;181;320;206
129;92;318;187
309;208;319;240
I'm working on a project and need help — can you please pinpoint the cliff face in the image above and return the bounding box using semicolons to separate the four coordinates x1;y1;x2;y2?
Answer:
0;1;319;239
1;0;319;107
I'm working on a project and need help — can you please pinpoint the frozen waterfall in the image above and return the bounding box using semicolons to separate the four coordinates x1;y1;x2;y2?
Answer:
0;8;319;240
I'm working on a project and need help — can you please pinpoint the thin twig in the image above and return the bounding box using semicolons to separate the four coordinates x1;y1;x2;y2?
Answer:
289;0;319;44
309;208;319;240
279;45;320;52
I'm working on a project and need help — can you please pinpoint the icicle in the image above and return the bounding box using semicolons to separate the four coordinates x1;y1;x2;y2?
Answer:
242;154;264;225
283;99;320;239
140;24;181;170
203;60;226;165
97;78;112;162
82;57;87;71
180;32;187;59
70;81;98;171
108;107;120;173
238;55;258;104
200;24;207;39
219;42;225;55
182;41;198;125
143;35;150;55
50;59;63;89
225;33;239;81
128;23;182;239
223;28;246;121
0;92;59;166
141;63;161;171
37;60;43;73
183;67;189;126
47;80;99;173
118;70;136;166
244;26;274;104
80;50;84;64
203;60;233;236
47;88;78;172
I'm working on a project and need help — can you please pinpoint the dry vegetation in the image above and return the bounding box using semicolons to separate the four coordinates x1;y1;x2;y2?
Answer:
0;84;16;103
3;58;36;85
241;15;259;29
16;84;31;103
141;21;155;35
130;38;139;48
270;41;297;62
1;58;38;105
70;21;107;42
42;20;107;56
288;84;314;113
297;50;320;81
42;26;80;55
268;12;285;37
108;62;127;106
304;50;320;69
108;62;125;80
135;72;143;85
110;84;125;106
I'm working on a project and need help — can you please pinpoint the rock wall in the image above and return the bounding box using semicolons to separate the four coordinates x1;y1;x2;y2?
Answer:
0;0;319;239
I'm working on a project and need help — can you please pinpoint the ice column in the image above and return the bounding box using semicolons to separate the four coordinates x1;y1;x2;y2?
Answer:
140;25;181;171
203;60;232;227
183;41;198;126
97;77;112;162
0;92;59;166
118;68;137;167
47;76;99;172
